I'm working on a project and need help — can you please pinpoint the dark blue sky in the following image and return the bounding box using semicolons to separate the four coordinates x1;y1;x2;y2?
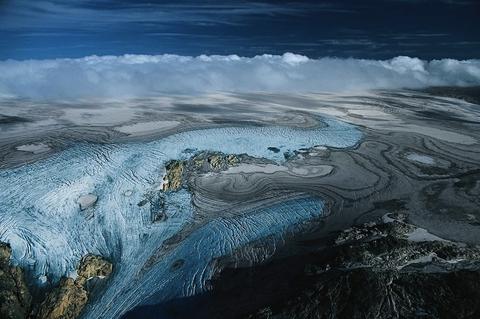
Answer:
0;0;479;60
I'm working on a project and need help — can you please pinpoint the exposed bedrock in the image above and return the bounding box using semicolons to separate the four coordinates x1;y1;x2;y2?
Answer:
142;151;245;224
36;254;112;319
161;152;242;192
0;248;111;319
36;278;88;319
162;160;185;191
0;243;32;319
146;214;480;319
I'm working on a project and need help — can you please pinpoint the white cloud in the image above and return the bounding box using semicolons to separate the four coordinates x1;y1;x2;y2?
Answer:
0;53;479;100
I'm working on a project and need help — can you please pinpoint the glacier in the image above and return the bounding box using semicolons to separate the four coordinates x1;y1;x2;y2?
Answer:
0;117;361;318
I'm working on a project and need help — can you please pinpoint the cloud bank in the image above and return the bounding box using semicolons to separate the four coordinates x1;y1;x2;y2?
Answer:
0;53;479;99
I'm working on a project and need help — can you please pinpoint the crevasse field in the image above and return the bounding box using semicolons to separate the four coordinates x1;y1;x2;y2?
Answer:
0;117;360;318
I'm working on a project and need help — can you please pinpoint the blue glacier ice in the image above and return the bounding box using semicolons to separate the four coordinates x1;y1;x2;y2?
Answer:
0;117;361;318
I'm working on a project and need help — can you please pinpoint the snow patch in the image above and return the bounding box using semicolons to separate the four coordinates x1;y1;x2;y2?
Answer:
16;143;50;154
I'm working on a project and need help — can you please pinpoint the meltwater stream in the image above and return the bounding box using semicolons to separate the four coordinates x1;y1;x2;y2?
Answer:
0;117;361;318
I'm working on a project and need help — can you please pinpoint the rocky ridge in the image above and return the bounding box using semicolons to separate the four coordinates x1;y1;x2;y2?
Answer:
37;254;113;319
241;215;480;319
0;243;31;319
159;213;480;319
0;247;112;319
161;152;242;192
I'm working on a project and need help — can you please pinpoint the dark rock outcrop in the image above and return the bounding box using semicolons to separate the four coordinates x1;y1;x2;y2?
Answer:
162;160;185;191
0;251;111;319
0;243;32;319
36;254;112;319
190;152;241;173
145;214;480;319
237;216;480;319
160;152;245;193
75;254;113;287
245;269;480;319
36;277;87;319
